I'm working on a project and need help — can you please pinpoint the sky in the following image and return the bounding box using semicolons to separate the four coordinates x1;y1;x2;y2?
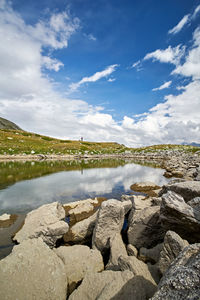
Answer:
0;0;200;147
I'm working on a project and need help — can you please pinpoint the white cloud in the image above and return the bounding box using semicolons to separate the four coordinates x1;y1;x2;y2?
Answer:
69;64;118;91
168;14;190;35
152;80;172;91
107;78;116;82
144;45;185;65
192;4;200;19
42;56;64;71
131;60;140;68
88;34;96;41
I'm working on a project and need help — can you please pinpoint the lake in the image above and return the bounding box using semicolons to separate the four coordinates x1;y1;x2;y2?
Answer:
0;158;168;259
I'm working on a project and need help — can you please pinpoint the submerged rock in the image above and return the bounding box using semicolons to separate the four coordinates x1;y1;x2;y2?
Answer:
0;238;67;300
152;244;200;300
54;245;104;295
14;202;68;247
130;181;161;192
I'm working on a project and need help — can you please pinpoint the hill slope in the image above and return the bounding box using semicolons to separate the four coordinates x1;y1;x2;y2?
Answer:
0;117;22;130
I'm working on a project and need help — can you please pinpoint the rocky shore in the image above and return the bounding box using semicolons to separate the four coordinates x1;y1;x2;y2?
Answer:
0;149;200;299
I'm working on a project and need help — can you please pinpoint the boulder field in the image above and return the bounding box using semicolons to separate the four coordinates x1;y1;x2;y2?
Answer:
0;177;200;299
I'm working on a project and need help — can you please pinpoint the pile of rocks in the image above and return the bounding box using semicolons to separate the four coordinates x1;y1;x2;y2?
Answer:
0;179;200;299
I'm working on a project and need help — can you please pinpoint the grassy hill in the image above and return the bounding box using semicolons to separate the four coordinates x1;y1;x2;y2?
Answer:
0;128;199;156
0;117;22;131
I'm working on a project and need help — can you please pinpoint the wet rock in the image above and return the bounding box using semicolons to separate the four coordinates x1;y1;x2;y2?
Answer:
0;213;10;221
152;244;200;300
160;181;200;202
158;230;189;275
68;270;146;300
14;202;68;247
128;206;165;249
64;211;97;243
160;191;200;243
139;243;163;264
106;232;127;270
92;199;125;254
127;244;138;257
118;255;157;298
0;214;17;228
54;245;104;295
0;238;67;300
130;181;161;192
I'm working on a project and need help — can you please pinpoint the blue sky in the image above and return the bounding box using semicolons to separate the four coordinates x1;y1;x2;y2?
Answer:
0;0;200;146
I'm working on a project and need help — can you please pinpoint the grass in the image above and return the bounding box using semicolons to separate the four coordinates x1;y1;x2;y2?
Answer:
0;129;199;156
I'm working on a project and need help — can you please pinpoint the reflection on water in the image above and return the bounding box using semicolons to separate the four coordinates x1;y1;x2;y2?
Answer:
0;159;168;215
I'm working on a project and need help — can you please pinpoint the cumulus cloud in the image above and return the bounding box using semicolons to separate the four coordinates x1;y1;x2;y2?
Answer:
69;64;118;91
168;14;190;35
152;81;172;91
144;45;185;65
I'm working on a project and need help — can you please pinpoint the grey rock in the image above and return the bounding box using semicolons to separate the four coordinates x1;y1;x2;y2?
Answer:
14;202;69;247
127;244;138;257
160;191;200;243
92;199;125;254
69;270;146;300
160;181;200;202
187;197;200;211
151;244;200;300
64;211;97;243
0;238;67;300
106;232;127;270
54;245;104;295
139;243;163;264
158;230;189;275
128;206;165;249
118;255;157;299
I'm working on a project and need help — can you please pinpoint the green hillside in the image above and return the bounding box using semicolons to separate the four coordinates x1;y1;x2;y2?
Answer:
0;117;22;131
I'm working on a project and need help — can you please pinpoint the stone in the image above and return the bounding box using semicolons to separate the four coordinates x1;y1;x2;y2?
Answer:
127;244;138;256
0;238;67;300
67;202;95;225
0;213;10;221
128;206;165;249
187;197;200;211
160;191;200;243
158;230;189;275
139;243;163;264
118;255;157;299
54;245;104;295
152;244;200;300
160;181;200;202
64;211;97;243
63;197;106;215
130;181;161;192
133;195;153;210
14;202;68;247
106;232;127;270
68;270;147;300
120;199;132;214
92;199;125;254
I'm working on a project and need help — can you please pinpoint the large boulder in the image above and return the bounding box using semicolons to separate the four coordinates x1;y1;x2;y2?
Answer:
158;230;189;275
68;270;147;300
159;181;200;202
128;206;165;249
0;238;67;300
64;211;98;243
118;255;157;298
92;199;125;254
14;202;68;247
106;232;127;270
160;191;200;243
152;244;200;300
54;245;104;295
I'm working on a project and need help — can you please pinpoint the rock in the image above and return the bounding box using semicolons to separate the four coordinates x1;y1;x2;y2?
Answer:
128;206;165;249
14;202;68;247
92;199;125;254
158;230;189;275
64;211;97;243
120;199;132;214
0;214;17;228
160;191;200;243
0;213;10;221
152;244;200;300
133;195;153;210
147;263;161;285
68;270;147;300
160;181;200;202
67;202;95;225
130;181;161;192
106;233;127;270
118;255;157;298
127;244;138;257
0;238;67;300
187;197;200;211
63;197;106;215
54;245;104;295
139;243;163;264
